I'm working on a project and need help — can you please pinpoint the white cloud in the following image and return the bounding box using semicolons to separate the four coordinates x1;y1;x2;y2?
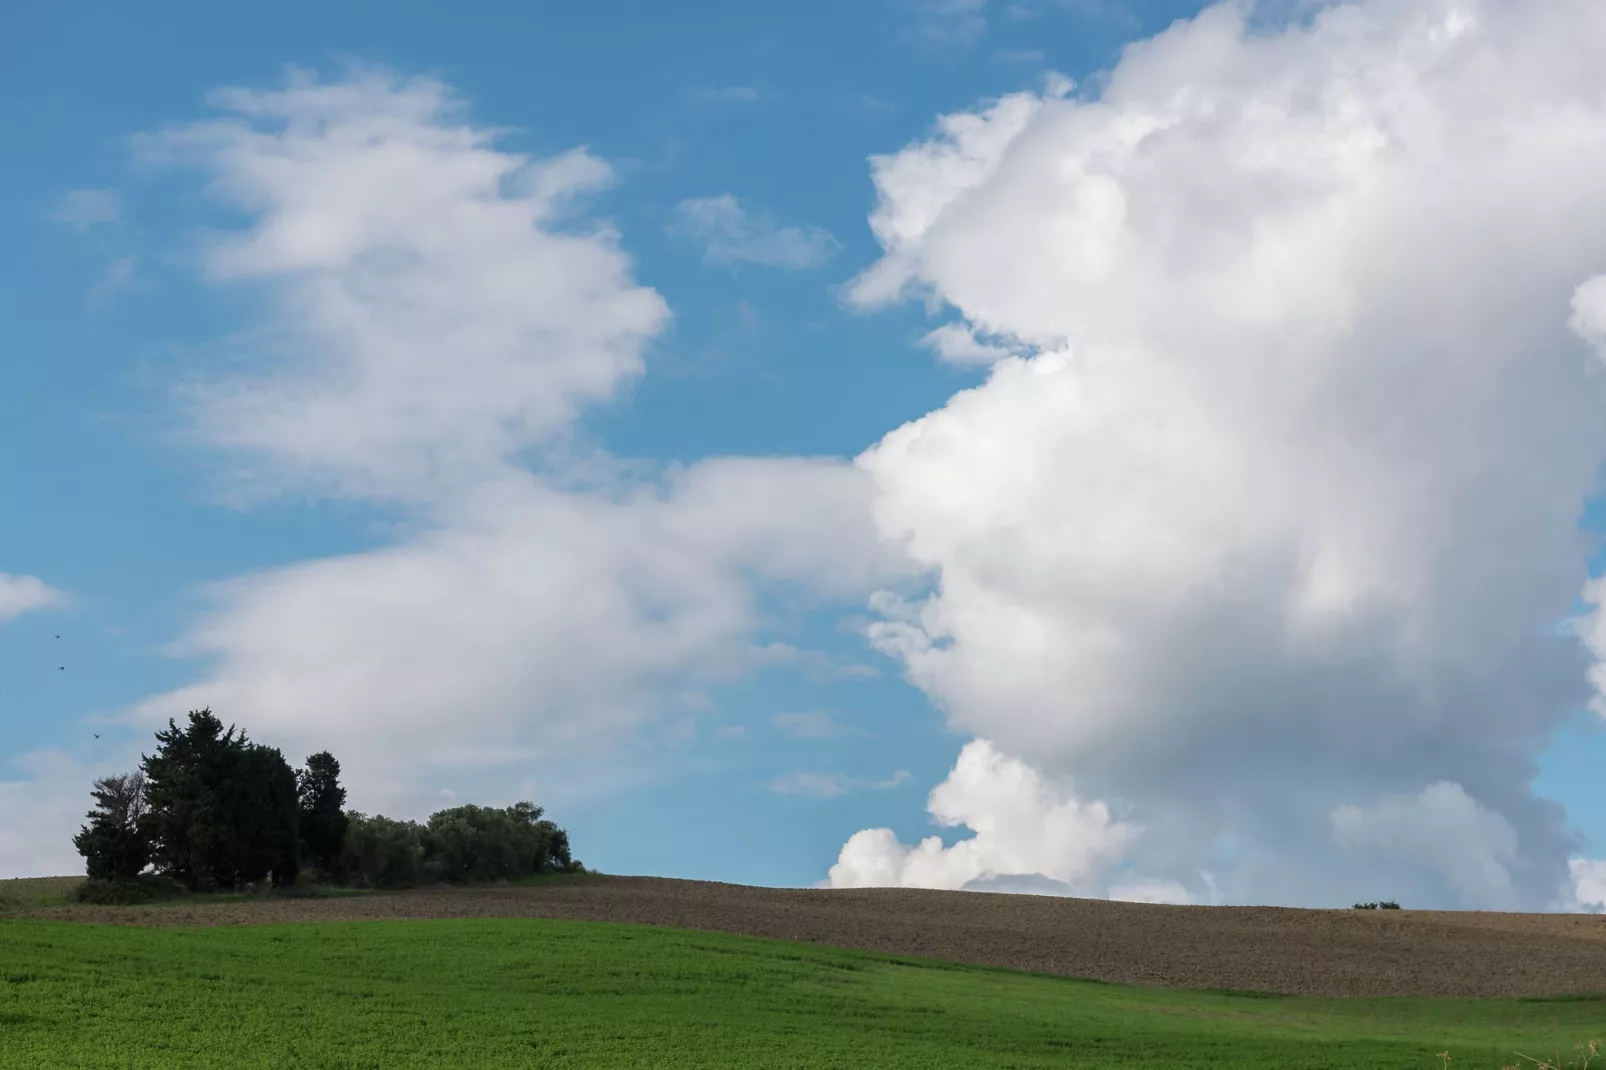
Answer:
827;739;1138;892
1571;274;1606;358
132;460;900;776
51;188;121;229
0;573;68;623
140;69;665;504
58;69;911;834
1566;858;1606;912
835;0;1606;909
770;769;912;799
672;194;838;270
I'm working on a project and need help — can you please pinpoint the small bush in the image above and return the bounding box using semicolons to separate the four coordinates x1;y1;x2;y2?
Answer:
73;875;188;905
1352;900;1401;910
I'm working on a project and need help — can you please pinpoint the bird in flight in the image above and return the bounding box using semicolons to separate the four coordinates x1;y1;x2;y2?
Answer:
58;666;65;671
93;733;100;739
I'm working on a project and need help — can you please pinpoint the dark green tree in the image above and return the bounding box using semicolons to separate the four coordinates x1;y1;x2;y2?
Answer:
297;751;349;882
72;771;150;881
506;801;576;875
140;709;240;890
224;743;301;889
140;708;300;890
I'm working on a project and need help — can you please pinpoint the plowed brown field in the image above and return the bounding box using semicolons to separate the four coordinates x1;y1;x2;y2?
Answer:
16;874;1606;998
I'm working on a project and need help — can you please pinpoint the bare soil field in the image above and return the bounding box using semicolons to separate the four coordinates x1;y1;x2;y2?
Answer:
12;874;1606;998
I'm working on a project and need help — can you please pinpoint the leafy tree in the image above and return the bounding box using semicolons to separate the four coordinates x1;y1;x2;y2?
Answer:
423;802;578;883
341;812;427;889
140;709;240;890
507;801;576;875
224;743;301;889
140;708;300;890
297;751;349;882
72;771;150;881
339;803;578;890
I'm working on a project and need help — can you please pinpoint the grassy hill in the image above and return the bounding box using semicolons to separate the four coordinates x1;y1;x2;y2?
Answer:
2;914;1601;1069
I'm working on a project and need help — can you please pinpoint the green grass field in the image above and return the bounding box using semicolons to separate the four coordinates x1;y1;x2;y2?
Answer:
1;917;1601;1069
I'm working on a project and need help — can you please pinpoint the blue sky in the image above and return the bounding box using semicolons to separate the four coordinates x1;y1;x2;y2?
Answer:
5;0;1606;910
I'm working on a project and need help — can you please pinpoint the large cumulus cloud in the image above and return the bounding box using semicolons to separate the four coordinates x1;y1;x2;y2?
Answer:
832;0;1606;909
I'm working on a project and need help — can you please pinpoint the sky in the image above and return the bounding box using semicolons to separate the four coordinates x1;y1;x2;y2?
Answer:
4;0;1606;913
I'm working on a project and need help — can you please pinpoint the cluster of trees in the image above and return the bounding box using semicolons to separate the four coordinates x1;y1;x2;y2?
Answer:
75;708;582;893
342;802;576;889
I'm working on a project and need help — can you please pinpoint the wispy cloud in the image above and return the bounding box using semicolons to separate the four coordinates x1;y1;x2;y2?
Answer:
753;642;879;682
50;188;138;301
688;85;760;105
906;0;987;47
905;0;989;46
1002;0;1133;25
50;188;121;229
0;573;69;623
138;70;661;503
770;769;911;799
844;93;899;119
672;194;837;270
772;711;863;739
90;254;139;302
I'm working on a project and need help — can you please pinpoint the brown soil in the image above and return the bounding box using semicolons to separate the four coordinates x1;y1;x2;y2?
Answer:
15;874;1606;998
